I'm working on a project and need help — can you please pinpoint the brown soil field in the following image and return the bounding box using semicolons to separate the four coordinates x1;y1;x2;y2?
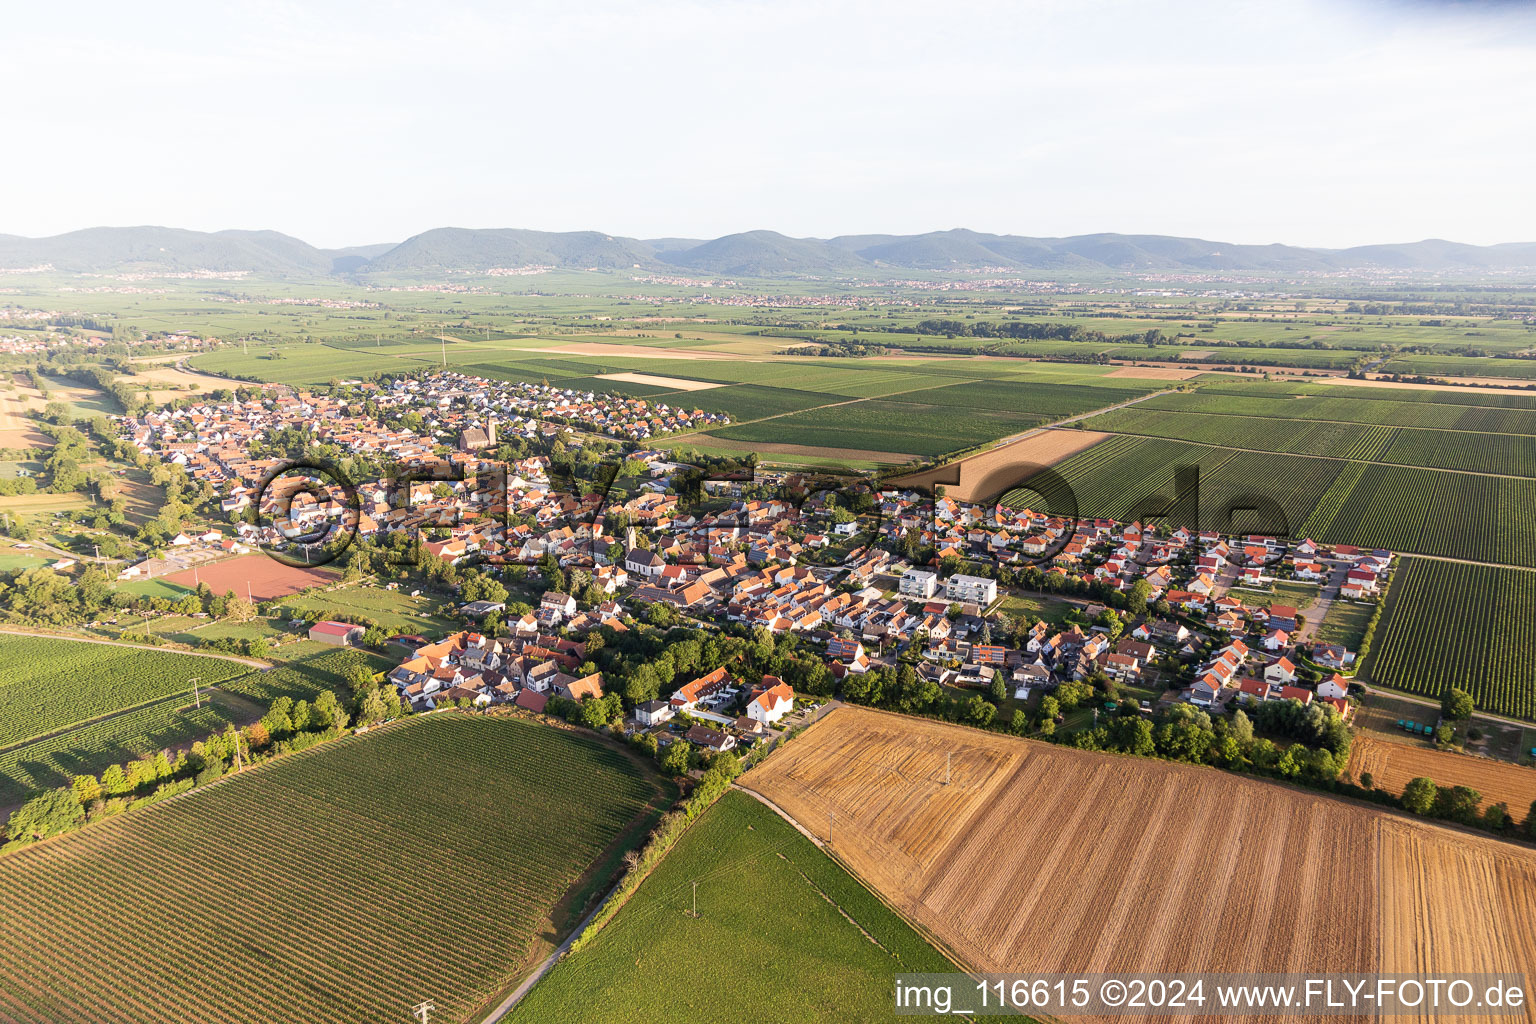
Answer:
744;706;1536;1024
161;552;339;600
886;428;1112;501
1348;734;1536;822
1104;365;1202;380
593;371;725;391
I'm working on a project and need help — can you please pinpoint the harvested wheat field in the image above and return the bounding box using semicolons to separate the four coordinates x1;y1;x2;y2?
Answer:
743;707;1536;1024
1104;365;1202;380
886;428;1111;501
593;371;724;391
1349;734;1536;822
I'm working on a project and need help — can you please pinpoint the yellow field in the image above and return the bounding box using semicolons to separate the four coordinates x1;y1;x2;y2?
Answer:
744;707;1536;1024
886;427;1112;500
1349;734;1536;821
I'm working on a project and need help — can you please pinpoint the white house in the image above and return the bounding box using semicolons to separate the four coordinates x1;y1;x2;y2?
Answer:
746;680;795;725
1317;674;1349;700
635;699;674;727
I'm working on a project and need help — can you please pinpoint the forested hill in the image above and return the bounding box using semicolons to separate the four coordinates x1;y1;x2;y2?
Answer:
4;224;1535;279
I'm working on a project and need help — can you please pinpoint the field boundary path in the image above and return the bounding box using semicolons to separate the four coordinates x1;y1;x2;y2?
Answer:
9;538;124;565
477;872;630;1024
0;626;272;668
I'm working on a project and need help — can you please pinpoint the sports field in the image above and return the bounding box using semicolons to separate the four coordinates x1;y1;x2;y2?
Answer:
0;715;667;1024
160;553;339;599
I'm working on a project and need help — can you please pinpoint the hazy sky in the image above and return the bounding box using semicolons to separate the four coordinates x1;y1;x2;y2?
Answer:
5;0;1535;248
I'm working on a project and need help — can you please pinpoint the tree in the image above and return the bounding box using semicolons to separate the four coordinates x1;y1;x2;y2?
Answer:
1401;776;1437;816
5;789;84;844
315;691;350;732
71;774;102;805
659;740;690;775
987;676;1007;704
1441;686;1474;721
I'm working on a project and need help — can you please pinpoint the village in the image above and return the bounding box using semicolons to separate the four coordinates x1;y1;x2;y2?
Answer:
109;372;1396;760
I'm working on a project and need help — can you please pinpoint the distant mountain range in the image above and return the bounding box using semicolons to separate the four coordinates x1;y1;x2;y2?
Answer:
4;224;1535;279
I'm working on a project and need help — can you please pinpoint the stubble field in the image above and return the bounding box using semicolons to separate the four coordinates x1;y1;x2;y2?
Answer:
743;706;1536;1024
1347;734;1536;821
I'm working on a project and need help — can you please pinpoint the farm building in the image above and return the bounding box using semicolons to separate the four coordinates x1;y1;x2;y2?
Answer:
309;620;363;646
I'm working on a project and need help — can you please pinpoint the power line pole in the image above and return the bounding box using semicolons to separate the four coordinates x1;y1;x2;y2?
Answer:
412;1000;435;1024
688;879;699;919
945;750;951;786
190;676;201;710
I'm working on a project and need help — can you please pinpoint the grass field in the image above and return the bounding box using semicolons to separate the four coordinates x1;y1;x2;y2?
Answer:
743;706;1536;1022
510;790;958;1024
0;715;666;1024
1313;598;1376;652
0;636;250;749
278;583;456;634
1364;558;1536;720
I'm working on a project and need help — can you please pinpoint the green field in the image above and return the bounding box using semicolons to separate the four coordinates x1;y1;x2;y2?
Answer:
219;646;386;705
0;692;243;806
1314;598;1376;653
0;636;250;749
510;790;958;1024
0;715;666;1024
278;583;457;635
1033;433;1536;568
1365;557;1536;720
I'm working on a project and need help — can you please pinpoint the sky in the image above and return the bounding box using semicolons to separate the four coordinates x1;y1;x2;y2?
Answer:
4;0;1535;249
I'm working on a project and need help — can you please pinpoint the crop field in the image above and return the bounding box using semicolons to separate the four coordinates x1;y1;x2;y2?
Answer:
510;791;956;1023
686;383;838;421
0;693;242;806
1382;353;1536;380
278;582;456;634
715;398;1048;457
1364;558;1536;720
1012;434;1346;536
744;707;1536;1023
1140;388;1536;434
0;637;250;750
219;647;384;705
0;715;666;1024
1085;407;1397;460
1347;735;1536;821
1302;466;1536;568
709;379;1148;458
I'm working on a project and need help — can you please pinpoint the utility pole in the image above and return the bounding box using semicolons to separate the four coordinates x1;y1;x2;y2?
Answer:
688;879;699;919
190;676;201;710
828;809;835;847
412;1001;435;1024
944;750;951;786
